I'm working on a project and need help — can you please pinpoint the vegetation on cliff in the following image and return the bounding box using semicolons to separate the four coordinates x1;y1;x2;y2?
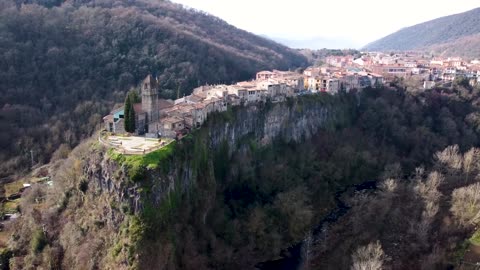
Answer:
132;84;480;269
6;82;480;269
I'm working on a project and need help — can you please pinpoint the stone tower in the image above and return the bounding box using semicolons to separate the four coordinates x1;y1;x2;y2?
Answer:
141;74;159;123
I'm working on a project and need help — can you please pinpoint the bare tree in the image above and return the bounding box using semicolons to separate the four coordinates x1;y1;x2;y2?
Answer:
414;171;443;203
435;145;462;173
462;148;480;183
379;178;398;195
451;182;480;226
351;241;386;270
410;172;443;245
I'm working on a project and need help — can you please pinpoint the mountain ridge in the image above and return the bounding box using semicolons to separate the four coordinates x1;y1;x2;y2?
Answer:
363;7;480;57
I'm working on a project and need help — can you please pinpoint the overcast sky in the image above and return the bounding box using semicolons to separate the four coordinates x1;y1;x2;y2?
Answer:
171;0;480;48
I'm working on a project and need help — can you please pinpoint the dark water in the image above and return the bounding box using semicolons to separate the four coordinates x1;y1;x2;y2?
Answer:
255;180;377;270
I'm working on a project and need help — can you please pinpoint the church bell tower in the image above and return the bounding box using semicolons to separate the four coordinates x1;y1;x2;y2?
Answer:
141;74;159;123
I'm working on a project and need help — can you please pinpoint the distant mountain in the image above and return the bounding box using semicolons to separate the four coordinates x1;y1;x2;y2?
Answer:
426;34;480;58
0;0;308;178
363;7;480;57
268;36;360;50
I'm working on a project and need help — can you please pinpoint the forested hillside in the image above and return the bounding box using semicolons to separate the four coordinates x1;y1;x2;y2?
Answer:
0;0;308;178
363;7;480;57
7;81;480;269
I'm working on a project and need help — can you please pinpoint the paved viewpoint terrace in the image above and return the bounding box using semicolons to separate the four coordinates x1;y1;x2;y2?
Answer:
100;133;174;155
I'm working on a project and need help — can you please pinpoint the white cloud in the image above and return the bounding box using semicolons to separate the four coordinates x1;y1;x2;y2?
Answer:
172;0;480;48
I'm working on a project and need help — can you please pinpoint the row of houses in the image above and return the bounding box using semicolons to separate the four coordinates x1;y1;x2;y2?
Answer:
302;66;384;92
102;65;393;140
327;52;480;88
103;71;310;139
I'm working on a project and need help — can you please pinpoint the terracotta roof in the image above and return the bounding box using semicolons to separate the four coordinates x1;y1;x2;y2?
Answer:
103;114;113;122
158;99;174;110
163;105;180;113
194;92;207;98
237;81;256;88
188;95;204;103
228;85;246;90
162;116;183;124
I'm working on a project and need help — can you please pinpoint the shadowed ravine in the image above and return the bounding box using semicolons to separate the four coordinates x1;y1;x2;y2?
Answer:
256;181;377;270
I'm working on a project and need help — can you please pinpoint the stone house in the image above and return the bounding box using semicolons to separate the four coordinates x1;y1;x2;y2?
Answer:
227;94;241;106
158;116;185;138
256;80;287;102
246;88;266;104
209;96;228;113
282;76;305;92
227;85;248;103
256;71;275;80
193;102;208;127
103;106;126;133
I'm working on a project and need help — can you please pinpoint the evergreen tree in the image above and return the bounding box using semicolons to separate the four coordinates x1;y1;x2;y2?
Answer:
124;94;134;133
128;102;136;133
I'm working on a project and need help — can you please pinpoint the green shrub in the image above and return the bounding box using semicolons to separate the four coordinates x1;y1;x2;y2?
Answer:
31;229;47;254
112;242;122;258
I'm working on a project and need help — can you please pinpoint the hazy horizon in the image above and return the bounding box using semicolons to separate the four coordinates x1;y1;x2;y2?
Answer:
171;0;480;49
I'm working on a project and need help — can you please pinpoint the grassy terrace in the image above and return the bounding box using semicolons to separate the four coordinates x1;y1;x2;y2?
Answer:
108;141;177;182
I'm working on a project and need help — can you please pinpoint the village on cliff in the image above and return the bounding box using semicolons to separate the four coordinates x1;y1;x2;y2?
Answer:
102;52;480;153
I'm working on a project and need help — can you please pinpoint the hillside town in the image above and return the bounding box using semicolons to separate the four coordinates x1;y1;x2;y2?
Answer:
103;52;480;142
323;52;480;89
102;71;374;140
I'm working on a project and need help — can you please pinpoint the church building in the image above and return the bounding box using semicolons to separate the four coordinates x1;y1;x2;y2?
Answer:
103;75;173;135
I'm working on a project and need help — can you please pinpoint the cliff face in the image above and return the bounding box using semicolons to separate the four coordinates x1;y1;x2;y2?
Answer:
208;99;335;149
89;95;349;216
7;94;354;270
85;151;143;214
91;95;353;269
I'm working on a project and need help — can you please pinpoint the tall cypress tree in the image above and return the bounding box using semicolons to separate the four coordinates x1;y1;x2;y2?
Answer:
128;100;136;133
124;94;132;133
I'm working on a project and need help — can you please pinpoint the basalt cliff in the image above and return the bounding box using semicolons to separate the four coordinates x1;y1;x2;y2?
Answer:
6;93;355;269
